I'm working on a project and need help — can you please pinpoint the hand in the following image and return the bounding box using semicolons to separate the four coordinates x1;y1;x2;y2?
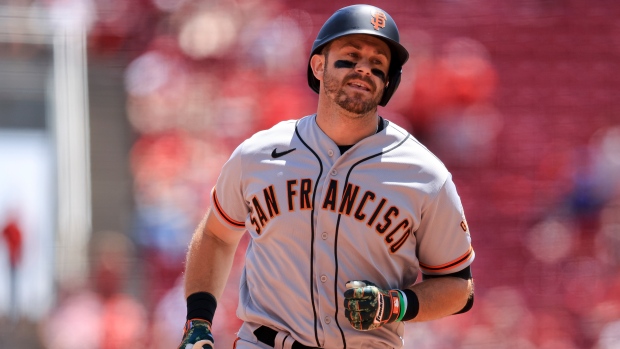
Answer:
343;280;402;331
178;319;215;349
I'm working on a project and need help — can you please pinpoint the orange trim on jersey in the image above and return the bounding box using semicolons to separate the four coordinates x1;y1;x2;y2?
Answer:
419;246;474;272
212;188;245;229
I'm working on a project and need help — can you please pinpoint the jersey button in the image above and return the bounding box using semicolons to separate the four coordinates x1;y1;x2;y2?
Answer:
320;275;327;283
324;316;331;324
330;169;337;176
321;232;328;240
328;149;334;157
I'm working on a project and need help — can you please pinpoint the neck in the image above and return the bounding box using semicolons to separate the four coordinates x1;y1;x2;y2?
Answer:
316;95;379;146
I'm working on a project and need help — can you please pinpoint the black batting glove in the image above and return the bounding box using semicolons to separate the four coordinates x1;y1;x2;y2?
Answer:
178;319;214;349
343;280;403;331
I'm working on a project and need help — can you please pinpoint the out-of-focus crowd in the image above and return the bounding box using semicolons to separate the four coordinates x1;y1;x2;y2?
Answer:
1;0;620;348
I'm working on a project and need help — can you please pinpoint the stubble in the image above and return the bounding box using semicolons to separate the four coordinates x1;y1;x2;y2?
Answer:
322;58;383;116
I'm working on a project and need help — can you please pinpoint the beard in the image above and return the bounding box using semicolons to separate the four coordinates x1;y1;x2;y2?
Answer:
322;65;383;115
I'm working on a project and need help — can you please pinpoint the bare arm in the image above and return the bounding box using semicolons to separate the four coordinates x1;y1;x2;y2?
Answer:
406;277;473;322
184;208;245;300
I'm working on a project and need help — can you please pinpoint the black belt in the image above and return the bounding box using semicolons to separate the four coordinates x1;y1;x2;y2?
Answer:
253;326;320;349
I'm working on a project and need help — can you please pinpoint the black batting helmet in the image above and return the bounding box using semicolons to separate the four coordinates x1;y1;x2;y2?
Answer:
307;4;409;107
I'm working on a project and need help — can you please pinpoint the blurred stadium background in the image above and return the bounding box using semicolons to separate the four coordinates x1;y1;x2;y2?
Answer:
1;0;620;348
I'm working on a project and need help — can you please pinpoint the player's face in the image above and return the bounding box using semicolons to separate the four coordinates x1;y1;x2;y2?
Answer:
322;35;391;115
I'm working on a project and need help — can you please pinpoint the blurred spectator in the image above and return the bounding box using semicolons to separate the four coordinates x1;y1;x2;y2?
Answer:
401;36;498;140
2;213;23;270
429;103;504;166
526;218;575;265
1;211;22;322
88;0;161;55
41;231;147;349
128;129;230;306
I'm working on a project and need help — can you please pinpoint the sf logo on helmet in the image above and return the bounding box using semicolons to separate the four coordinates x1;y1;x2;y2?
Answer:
371;10;387;30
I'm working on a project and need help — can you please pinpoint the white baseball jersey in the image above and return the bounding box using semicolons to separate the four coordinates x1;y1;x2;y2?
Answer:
211;114;475;349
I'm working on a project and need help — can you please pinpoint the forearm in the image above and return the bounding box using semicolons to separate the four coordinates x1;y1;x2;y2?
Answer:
406;277;473;322
184;212;240;300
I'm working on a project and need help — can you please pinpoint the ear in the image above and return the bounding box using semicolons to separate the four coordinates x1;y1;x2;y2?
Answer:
310;54;325;82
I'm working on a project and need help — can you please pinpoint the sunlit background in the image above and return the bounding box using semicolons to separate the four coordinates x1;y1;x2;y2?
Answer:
1;0;619;348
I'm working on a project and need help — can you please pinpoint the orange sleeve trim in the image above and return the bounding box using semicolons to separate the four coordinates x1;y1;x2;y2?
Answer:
212;188;245;228
419;246;474;272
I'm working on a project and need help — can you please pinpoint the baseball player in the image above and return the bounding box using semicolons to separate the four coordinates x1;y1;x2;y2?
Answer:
179;4;475;349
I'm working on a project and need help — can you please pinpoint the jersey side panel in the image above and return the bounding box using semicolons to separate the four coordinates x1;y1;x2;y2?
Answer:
415;174;475;275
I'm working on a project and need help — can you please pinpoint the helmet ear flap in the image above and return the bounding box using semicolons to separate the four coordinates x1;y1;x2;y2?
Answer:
379;69;402;107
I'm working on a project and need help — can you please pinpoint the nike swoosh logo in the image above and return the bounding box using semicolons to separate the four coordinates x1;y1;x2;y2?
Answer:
271;148;296;158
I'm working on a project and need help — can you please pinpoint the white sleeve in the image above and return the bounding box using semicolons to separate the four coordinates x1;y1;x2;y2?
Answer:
210;142;249;231
415;174;474;275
